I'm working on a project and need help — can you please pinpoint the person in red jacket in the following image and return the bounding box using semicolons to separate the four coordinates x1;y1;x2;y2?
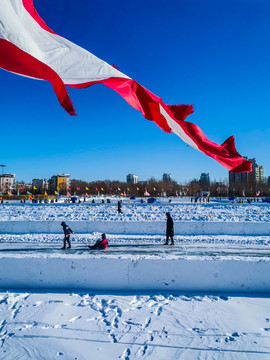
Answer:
88;233;108;249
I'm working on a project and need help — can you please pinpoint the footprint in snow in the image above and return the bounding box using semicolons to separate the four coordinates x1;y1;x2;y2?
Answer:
108;330;117;343
138;345;148;357
192;328;206;334
231;332;241;337
121;348;130;360
142;317;151;330
225;336;236;342
154;305;162;316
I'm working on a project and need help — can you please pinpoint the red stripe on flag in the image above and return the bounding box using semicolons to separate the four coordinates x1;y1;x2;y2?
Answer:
69;78;193;133
0;39;75;115
68;78;252;172
22;0;56;34
2;1;252;174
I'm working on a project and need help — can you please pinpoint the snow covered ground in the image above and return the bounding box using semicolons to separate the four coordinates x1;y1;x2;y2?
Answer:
0;200;270;359
0;199;269;223
1;200;270;235
1;291;270;359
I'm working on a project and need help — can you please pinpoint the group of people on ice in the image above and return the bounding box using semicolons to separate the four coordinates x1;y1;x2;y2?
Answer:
60;211;174;249
61;222;108;250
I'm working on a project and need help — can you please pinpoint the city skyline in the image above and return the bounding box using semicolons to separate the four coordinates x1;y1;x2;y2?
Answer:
1;161;269;198
1;1;270;181
0;156;267;187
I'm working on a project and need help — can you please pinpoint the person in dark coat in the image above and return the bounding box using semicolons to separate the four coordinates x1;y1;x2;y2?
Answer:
88;233;108;249
164;212;174;245
61;221;74;249
117;200;122;214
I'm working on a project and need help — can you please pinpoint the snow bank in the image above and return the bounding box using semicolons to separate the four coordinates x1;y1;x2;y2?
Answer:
1;220;269;235
1;202;270;222
1;254;269;293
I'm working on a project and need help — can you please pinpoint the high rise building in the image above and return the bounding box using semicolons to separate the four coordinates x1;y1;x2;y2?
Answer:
0;173;15;194
253;164;264;185
163;173;172;182
50;174;71;193
229;171;248;186
32;178;49;192
199;173;210;187
126;174;138;184
229;158;264;192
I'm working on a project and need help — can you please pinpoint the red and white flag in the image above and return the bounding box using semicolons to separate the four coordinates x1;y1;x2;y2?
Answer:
0;0;252;173
67;192;71;197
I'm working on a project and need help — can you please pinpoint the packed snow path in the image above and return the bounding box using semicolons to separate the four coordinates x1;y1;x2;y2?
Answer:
0;291;270;360
0;239;270;258
0;239;270;293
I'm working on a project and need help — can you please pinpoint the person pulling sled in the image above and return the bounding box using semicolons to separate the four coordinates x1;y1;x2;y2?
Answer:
61;221;74;249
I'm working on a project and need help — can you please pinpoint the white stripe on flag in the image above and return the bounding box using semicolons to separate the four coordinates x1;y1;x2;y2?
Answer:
1;0;129;84
159;104;200;151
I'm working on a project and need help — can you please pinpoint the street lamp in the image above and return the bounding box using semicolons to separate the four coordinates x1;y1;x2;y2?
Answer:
0;165;6;175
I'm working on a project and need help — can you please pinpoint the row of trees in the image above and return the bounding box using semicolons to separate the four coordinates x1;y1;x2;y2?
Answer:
12;179;270;197
190;180;270;197
68;179;186;197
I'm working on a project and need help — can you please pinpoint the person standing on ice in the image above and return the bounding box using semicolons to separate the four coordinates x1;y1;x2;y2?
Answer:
164;212;174;245
117;200;123;214
88;233;108;249
61;221;74;249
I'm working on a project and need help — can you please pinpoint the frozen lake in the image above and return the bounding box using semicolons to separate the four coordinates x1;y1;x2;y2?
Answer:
0;200;270;359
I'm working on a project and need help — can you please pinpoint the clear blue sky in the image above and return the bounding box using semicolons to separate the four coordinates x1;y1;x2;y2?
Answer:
1;0;270;183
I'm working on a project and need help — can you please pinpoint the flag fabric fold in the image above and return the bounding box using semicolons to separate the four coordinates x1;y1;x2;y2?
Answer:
0;0;252;173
